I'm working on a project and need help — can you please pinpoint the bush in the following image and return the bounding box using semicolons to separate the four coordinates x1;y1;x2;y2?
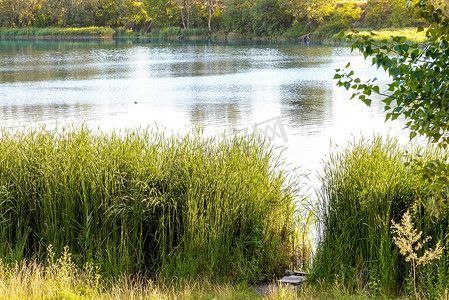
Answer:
180;27;209;37
312;22;346;40
0;126;308;283
157;26;181;38
282;21;309;40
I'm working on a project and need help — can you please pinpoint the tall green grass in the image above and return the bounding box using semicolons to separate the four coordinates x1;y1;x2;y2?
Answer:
313;135;449;296
0;126;308;283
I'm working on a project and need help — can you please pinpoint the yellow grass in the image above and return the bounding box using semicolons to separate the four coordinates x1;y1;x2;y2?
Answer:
356;27;428;43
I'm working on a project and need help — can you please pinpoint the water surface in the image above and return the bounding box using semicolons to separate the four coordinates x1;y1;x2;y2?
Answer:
0;39;409;187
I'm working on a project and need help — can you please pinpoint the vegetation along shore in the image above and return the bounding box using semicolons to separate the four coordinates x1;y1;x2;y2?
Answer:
0;0;434;42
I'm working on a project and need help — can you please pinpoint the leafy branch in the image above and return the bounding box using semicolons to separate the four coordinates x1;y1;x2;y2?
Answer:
334;0;449;211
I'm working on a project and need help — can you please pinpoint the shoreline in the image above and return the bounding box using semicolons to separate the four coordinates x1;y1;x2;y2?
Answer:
0;33;344;46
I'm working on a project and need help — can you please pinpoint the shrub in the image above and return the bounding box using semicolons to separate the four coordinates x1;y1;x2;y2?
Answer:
282;21;309;40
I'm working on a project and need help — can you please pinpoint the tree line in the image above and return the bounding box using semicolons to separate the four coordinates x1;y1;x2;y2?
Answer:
0;0;441;36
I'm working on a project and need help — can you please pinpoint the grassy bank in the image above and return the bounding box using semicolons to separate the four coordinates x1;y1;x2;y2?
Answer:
313;135;449;298
0;26;115;38
0;25;428;44
0;126;310;283
352;27;427;43
316;27;428;45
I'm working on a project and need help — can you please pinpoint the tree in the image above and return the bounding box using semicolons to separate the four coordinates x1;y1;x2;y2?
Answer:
389;0;415;27
60;0;100;27
207;0;214;31
363;0;393;28
335;0;449;210
286;0;336;32
222;0;253;34
362;0;416;28
0;0;40;27
330;1;362;28
251;0;293;36
144;0;177;28
117;0;149;30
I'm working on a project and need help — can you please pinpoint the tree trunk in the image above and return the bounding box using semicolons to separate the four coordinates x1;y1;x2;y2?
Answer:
145;20;153;33
186;0;190;28
178;0;186;28
307;0;312;32
208;0;213;32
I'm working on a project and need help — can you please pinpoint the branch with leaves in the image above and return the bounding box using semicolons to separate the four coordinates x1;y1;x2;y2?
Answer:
335;0;449;212
335;0;449;148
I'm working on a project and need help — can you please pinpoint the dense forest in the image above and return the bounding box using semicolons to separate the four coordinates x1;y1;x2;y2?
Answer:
0;0;439;37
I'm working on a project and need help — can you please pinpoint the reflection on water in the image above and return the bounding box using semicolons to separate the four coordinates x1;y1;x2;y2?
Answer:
0;39;408;182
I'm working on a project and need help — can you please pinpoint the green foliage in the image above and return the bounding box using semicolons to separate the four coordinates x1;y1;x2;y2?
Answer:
0;0;40;27
222;0;253;34
0;126;308;283
0;0;434;39
282;20;309;39
361;0;415;28
312;22;346;40
389;0;415;27
363;0;394;28
287;0;336;31
251;0;294;36
144;0;178;28
222;0;293;36
154;26;181;37
330;2;362;28
313;135;449;296
0;26;115;37
314;136;425;292
180;27;209;36
118;0;150;30
354;27;428;43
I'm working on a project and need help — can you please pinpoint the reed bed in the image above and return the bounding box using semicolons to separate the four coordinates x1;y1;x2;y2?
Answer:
313;135;449;297
0;126;309;283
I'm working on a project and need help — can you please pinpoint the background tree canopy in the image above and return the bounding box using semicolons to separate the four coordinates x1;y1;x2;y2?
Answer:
0;0;444;37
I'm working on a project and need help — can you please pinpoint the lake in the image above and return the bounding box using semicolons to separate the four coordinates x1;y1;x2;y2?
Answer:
0;39;409;190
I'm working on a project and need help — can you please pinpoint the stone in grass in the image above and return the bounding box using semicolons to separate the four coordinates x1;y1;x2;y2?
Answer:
284;270;307;276
278;275;307;285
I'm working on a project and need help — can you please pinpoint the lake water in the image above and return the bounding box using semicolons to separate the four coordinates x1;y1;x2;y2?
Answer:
0;39;410;190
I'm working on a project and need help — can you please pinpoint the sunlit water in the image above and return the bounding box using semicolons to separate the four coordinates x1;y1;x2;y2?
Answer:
0;39;411;194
